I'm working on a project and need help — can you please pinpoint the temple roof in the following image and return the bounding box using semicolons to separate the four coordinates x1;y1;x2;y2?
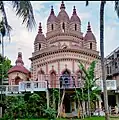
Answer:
34;23;45;44
70;6;81;23
57;1;69;22
47;6;57;23
8;52;30;74
84;22;96;41
8;65;29;74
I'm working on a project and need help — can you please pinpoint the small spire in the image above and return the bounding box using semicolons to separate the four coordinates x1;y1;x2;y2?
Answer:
87;22;91;32
38;22;42;33
18;52;22;58
15;52;24;65
73;6;77;15
60;1;65;10
50;6;54;15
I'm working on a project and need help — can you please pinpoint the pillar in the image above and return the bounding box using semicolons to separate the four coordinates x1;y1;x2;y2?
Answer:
46;89;49;108
116;94;119;105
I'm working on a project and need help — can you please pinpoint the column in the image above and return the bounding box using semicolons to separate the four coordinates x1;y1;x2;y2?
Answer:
46;89;49;108
116;95;119;105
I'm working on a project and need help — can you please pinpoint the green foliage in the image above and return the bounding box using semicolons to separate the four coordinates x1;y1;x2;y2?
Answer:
1;96;26;119
44;107;57;120
52;88;59;102
27;93;46;118
2;93;47;119
0;55;12;85
77;60;101;101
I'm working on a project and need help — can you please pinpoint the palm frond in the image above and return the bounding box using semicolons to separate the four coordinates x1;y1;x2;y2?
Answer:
12;1;36;30
86;1;89;6
0;1;12;39
87;60;97;79
115;1;119;18
78;61;89;79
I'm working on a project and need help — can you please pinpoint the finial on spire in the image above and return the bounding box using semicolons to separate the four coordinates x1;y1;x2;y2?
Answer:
38;22;42;33
73;6;77;15
18;52;22;58
87;21;91;32
15;52;24;65
60;1;65;10
50;6;54;15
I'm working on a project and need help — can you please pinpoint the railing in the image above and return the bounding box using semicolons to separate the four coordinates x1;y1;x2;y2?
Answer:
0;85;19;94
44;75;85;89
0;81;47;95
95;80;117;91
19;81;47;92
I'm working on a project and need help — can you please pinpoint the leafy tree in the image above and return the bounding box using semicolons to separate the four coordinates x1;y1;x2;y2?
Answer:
0;54;12;85
2;96;27;119
27;93;46;118
2;93;47;119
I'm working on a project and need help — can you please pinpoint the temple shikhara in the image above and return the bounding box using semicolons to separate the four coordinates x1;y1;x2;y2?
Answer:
30;2;101;84
4;1;118;116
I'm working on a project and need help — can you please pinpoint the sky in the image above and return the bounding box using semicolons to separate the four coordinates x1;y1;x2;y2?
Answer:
1;1;119;70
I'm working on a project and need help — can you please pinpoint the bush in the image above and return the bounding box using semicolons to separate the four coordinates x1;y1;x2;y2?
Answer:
44;107;57;120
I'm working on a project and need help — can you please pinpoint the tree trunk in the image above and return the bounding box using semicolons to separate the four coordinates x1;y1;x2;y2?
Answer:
100;1;109;120
57;89;65;118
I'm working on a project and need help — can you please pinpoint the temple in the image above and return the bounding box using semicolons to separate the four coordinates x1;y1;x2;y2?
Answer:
2;1;117;116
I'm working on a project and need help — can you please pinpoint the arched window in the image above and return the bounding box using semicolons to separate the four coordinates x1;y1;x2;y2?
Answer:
90;43;92;49
51;24;53;30
39;43;41;50
107;66;109;74
75;24;77;31
37;69;45;81
62;22;65;32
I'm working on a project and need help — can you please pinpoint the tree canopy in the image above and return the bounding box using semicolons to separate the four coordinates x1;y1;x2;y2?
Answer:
0;54;12;84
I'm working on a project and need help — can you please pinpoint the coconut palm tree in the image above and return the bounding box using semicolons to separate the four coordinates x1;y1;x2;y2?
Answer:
86;1;119;120
0;1;36;38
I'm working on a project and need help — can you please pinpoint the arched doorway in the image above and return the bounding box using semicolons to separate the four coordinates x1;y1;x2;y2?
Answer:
15;76;21;85
60;69;71;88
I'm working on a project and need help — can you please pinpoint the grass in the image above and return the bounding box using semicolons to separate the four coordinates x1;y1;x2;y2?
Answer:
21;116;119;120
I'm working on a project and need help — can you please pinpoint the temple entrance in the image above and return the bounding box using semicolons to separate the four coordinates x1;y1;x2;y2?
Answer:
60;69;71;88
15;76;21;85
108;95;116;107
63;94;71;113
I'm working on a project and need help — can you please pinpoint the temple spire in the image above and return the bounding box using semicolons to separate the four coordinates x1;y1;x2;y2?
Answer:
38;22;42;34
50;6;54;15
73;6;77;15
15;52;24;65
87;22;92;32
60;1;65;10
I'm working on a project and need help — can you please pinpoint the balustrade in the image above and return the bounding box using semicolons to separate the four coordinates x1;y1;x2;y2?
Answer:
95;80;117;91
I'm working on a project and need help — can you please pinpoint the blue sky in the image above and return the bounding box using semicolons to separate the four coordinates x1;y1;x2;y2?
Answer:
1;1;119;69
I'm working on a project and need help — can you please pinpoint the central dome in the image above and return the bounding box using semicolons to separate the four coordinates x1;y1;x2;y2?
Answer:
57;10;69;21
57;1;69;22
